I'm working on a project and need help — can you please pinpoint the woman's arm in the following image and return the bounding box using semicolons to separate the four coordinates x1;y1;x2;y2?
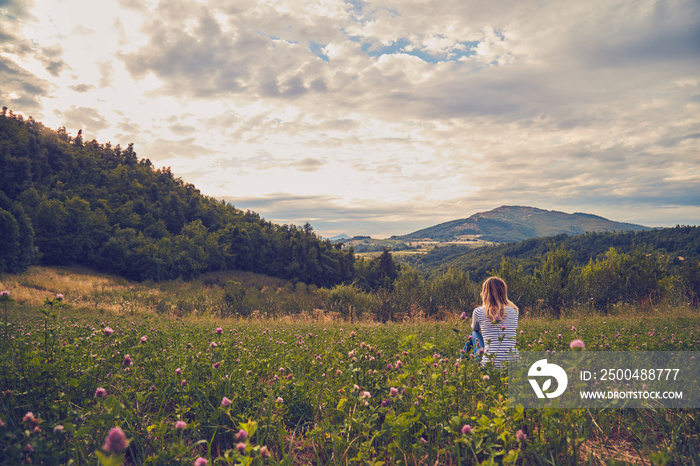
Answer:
471;309;480;332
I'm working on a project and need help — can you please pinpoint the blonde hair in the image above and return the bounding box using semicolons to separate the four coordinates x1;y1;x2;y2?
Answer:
481;277;518;322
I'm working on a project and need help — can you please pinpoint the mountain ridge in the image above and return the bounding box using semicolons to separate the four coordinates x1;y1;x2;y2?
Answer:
394;205;651;243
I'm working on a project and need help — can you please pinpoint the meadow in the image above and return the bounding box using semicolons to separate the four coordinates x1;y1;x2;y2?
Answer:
1;267;699;465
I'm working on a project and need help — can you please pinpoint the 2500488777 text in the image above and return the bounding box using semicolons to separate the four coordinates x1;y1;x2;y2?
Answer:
581;368;680;381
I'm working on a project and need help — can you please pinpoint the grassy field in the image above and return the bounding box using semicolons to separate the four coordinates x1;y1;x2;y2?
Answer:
1;267;699;465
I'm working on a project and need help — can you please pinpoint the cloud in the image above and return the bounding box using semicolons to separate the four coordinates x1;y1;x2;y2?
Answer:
62;106;110;132
146;137;217;160
39;45;67;77
0;0;35;20
293;157;325;172
0;2;49;113
0;56;49;112
3;0;699;237
223;192;441;237
69;83;94;93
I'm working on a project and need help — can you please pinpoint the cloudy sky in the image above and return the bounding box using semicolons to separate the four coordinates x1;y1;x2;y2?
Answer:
2;0;699;238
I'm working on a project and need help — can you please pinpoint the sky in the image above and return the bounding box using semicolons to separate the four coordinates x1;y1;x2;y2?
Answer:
1;0;699;239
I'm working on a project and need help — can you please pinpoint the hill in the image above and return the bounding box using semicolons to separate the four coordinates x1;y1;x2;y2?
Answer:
0;110;356;286
399;226;700;283
395;205;650;243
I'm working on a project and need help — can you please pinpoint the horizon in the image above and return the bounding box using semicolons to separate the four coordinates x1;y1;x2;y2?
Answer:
2;0;699;239
319;204;670;240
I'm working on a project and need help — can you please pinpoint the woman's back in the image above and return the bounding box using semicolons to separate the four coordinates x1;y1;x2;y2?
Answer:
472;306;519;366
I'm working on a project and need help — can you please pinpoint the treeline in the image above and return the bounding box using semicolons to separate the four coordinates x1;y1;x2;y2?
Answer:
300;243;699;321
494;243;700;315
0;109;363;287
402;227;700;282
175;240;699;322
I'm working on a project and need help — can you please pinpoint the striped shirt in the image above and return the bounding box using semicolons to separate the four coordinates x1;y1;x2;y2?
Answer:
471;306;519;367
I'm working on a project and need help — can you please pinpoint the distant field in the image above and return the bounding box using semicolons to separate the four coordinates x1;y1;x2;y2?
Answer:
1;268;699;464
352;238;493;259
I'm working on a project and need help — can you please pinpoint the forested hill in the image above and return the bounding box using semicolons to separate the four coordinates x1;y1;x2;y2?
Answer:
0;110;355;286
402;226;700;282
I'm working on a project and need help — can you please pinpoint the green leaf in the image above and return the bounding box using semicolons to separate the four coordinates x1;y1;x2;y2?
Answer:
76;426;93;437
95;451;125;466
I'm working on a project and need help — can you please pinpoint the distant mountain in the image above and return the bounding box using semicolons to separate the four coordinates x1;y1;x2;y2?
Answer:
396;206;651;243
329;233;351;242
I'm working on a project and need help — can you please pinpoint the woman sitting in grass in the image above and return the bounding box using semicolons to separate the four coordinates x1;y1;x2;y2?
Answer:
463;276;519;367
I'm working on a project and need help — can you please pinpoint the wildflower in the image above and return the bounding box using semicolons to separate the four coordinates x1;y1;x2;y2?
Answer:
24;443;34;454
0;291;9;297
516;429;527;441
23;412;35;423
0;418;4;427
194;458;208;466
395;359;403;368
557;334;562;339
459;311;467;319
213;361;221;369
221;397;232;407
276;397;284;403
54;425;64;433
103;427;128;452
420;437;427;444
569;339;585;350
140;336;147;343
216;327;223;334
390;387;399;397
237;429;247;441
260;446;271;458
175;421;187;430
181;379;186;386
103;327;114;336
123;354;132;367
56;293;64;300
210;342;217;348
482;375;490;381
95;387;106;398
360;391;371;399
176;368;181;375
236;442;246;453
387;363;393;370
461;424;472;434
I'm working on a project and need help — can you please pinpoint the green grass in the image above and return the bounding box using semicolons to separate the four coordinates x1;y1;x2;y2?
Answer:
1;268;699;465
